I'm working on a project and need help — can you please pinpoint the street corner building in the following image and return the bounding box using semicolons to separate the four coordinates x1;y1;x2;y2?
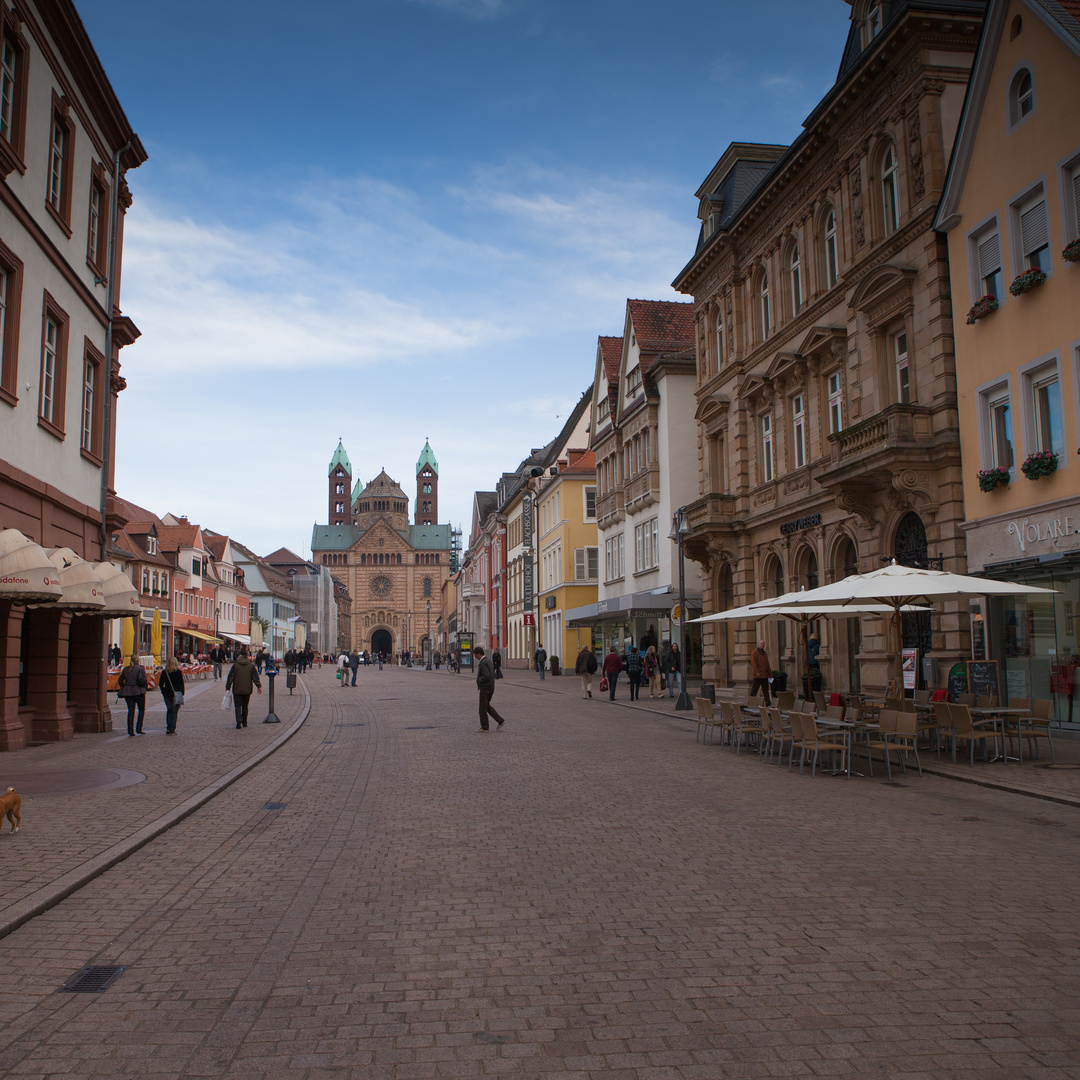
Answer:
310;441;455;659
0;0;146;751
671;0;986;697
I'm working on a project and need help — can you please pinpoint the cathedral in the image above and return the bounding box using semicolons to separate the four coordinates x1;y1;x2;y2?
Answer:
311;441;452;658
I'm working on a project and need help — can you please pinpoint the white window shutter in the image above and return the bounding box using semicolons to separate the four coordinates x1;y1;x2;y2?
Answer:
977;232;1000;281
1020;199;1048;255
575;548;586;580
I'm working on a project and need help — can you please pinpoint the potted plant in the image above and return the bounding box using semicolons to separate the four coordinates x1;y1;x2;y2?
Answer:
977;466;1011;492
1063;239;1080;263
801;664;823;699
549;655;561;676
1009;267;1048;295
1021;449;1059;480
966;295;999;323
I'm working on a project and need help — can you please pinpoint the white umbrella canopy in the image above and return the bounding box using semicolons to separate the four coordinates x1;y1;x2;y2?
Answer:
0;529;63;602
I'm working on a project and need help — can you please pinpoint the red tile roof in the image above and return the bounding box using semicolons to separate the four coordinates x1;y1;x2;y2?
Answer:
204;534;229;560
626;299;695;354
598;336;623;385
1057;0;1080;20
156;524;200;552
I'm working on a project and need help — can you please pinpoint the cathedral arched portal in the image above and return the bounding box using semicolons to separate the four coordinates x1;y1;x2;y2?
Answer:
371;628;393;658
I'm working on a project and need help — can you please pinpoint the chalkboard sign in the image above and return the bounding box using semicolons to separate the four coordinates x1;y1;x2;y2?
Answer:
947;662;968;703
967;660;999;703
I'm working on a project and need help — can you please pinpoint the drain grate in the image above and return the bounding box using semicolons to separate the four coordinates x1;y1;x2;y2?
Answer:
264;802;286;810
62;965;125;993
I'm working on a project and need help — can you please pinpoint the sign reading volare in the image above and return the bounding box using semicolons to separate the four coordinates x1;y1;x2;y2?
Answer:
780;513;821;536
1006;511;1078;553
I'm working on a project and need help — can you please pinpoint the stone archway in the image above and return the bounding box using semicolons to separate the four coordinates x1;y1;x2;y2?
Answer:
371;628;393;658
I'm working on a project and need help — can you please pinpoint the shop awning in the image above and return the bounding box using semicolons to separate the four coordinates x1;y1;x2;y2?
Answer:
564;588;701;629
0;529;62;602
221;631;251;645
94;562;142;617
176;627;223;644
42;548;106;611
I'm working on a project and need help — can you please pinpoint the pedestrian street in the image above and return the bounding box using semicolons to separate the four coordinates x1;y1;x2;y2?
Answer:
1;664;1079;1079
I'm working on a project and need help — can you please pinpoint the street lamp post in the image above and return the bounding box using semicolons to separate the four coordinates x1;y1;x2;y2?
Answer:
406;611;412;666
425;599;432;669
669;507;693;711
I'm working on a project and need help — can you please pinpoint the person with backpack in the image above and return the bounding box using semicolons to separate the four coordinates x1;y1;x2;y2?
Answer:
535;644;547;680
575;645;598;699
625;645;643;701
601;647;624;701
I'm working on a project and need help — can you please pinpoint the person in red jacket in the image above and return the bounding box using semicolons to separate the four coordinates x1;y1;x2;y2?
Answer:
750;639;772;705
602;647;624;701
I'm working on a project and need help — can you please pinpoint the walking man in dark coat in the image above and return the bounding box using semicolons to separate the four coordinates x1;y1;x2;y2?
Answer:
474;646;507;733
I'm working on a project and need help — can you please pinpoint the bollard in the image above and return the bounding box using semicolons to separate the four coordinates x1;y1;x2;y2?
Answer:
264;667;280;724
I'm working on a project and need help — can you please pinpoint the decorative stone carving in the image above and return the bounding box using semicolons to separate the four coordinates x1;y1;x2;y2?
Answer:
907;106;925;200
850;163;865;247
784;473;810;495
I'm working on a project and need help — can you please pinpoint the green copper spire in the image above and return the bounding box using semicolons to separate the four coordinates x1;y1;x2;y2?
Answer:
328;440;351;477
416;439;438;476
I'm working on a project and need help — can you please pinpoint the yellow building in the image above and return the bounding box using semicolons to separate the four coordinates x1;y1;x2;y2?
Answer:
536;449;600;669
936;0;1080;717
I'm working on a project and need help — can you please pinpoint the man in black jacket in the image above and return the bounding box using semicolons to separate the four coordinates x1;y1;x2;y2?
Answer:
474;646;508;733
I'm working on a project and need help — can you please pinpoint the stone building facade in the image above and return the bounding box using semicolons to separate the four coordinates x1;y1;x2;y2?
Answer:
672;0;985;695
311;443;451;659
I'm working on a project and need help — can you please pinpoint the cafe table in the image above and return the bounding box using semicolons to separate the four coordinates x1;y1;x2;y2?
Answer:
969;706;1029;763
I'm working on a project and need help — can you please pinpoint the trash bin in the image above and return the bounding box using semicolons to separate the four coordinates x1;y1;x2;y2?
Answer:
702;684;716;703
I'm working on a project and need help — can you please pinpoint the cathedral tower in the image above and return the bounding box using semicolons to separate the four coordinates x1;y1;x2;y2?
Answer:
415;441;438;525
328;441;351;526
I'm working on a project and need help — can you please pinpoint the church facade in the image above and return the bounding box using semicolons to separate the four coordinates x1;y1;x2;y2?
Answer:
311;441;451;658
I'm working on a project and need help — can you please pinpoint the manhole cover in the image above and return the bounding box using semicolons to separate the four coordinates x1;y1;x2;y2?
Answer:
264;802;286;810
61;965;125;993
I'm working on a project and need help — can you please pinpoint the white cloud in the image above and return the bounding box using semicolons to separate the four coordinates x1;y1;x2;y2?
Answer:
403;0;512;18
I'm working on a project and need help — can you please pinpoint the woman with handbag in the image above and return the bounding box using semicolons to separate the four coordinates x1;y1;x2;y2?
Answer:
117;656;148;735
158;656;185;735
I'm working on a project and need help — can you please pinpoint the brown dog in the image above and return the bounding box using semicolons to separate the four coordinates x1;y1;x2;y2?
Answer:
1;786;20;833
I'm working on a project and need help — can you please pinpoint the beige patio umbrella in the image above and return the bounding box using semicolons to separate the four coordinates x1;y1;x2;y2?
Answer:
121;615;135;664
44;548;106;612
0;529;62;602
151;608;162;665
250;619;264;649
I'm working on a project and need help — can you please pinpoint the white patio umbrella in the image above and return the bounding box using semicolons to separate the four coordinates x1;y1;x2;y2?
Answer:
763;560;1058;683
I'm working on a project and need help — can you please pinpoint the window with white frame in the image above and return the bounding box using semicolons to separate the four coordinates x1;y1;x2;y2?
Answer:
597;396;609;424
894;331;911;404
824;208;838;288
792;395;806;469
881;143;900;236
584;487;596;520
634;517;659;572
1016;188;1051;273
827;371;844;433
604;534;624;581
81;354;95;452
1029;367;1063;455
714;310;725;368
867;4;882;41
625;365;641;397
789;245;802;315
0;40;16;145
761;413;774;482
759;273;771;338
984;387;1014;470
1009;66;1035;127
970;220;1003;300
574;547;598;580
1063;156;1080;242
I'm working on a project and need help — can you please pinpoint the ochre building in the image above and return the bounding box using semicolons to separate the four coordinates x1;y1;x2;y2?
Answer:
311;441;451;659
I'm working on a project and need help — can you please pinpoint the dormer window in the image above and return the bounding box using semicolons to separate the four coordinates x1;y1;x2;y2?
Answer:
147;536;158;556
868;5;882;40
625;366;641;397
597;396;610;423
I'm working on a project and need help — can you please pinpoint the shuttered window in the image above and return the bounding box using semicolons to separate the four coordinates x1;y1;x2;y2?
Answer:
1019;194;1050;272
976;230;1002;298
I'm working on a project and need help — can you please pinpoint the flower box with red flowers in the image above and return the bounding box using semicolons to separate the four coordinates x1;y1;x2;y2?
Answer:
977;466;1011;492
966;295;998;324
1009;267;1047;295
1064;239;1080;263
1021;449;1059;480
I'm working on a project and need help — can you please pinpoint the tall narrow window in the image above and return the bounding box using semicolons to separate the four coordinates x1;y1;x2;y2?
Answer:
81;355;95;452
828;372;843;433
792;395;806;469
761;414;774;482
0;242;18;406
868;4;882;39
41;317;59;426
1067;161;1080;241
45;97;74;230
894;331;911;404
714;311;725;368
988;393;1014;469
975;226;1003;298
824;209;838;288
1032;372;1062;454
48;119;64;211
789;245;802;314
760;274;771;338
0;40;15;144
1010;67;1035;126
1018;192;1050;272
882;144;899;235
0;19;27;166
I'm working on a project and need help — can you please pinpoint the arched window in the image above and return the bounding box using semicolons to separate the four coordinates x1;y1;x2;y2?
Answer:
789;245;802;315
881;143;899;235
423;577;432;598
759;273;771;339
1009;66;1035;126
823;208;838;288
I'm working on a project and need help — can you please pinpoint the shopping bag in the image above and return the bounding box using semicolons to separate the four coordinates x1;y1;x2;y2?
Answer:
336;670;342;681
599;677;608;692
220;691;232;710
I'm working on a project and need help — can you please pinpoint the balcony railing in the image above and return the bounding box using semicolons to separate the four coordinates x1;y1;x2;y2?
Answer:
826;404;935;468
625;464;660;509
684;492;739;533
597;488;625;524
460;582;484;599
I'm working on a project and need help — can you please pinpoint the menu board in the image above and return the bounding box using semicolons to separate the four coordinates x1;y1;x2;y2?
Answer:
966;660;1000;703
947;662;968;703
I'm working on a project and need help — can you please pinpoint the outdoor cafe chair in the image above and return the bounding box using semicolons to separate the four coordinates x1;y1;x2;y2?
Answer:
695;697;716;744
914;689;931;706
764;707;792;765
800;699;816;713
730;702;762;756
813;690;827;710
718;700;736;748
1016;698;1056;763
776;690;795;711
787;712;806;771
957;692;976;706
864;709;898;780
825;703;847;722
946;702;999;765
799;715;848;777
891;710;922;776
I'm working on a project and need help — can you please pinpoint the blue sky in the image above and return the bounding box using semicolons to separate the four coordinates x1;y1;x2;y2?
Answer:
79;0;852;557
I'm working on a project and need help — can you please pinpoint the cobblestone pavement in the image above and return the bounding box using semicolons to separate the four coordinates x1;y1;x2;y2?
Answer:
1;664;1079;1079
